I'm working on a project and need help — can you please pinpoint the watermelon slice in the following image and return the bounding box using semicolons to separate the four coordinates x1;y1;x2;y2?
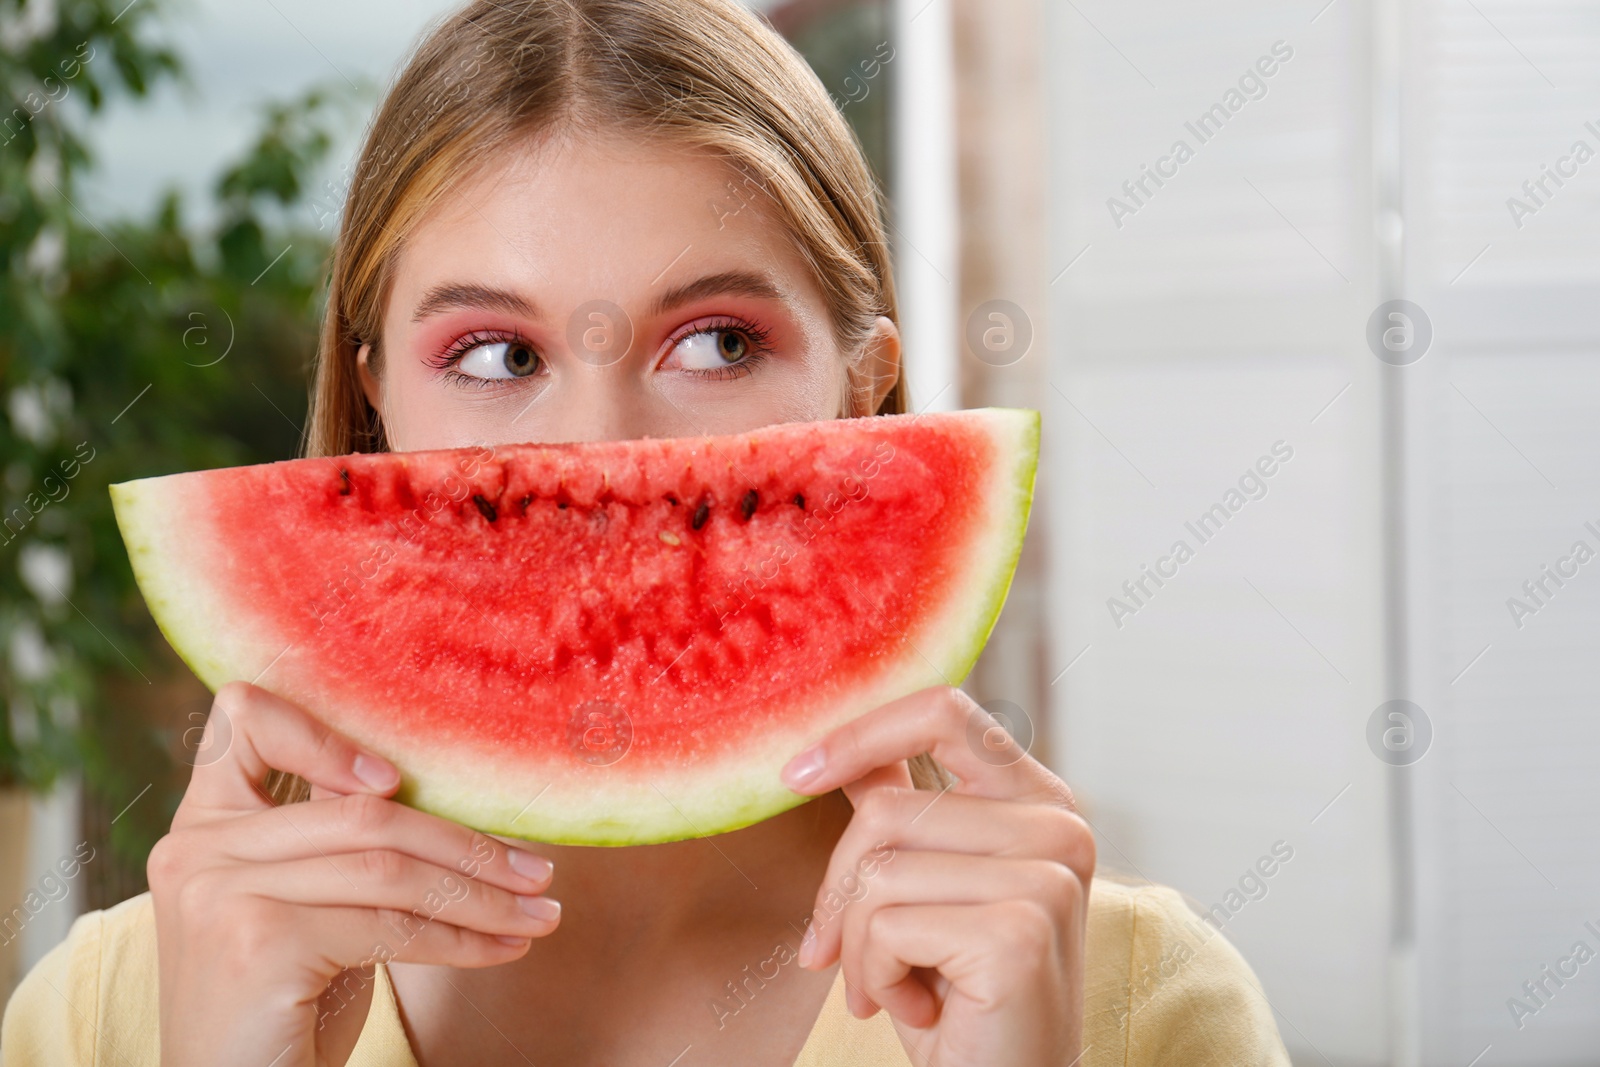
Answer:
111;409;1038;845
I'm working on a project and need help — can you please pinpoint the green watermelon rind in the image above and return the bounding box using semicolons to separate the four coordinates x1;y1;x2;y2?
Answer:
922;406;1040;685
109;408;1041;847
109;482;235;691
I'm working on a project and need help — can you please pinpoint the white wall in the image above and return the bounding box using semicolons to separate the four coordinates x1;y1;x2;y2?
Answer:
1044;1;1600;1063
1407;2;1600;1062
17;779;83;978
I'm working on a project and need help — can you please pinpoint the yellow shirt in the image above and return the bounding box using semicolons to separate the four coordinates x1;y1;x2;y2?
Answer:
1;878;1289;1065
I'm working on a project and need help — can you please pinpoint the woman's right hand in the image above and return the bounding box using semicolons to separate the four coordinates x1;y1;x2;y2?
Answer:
147;681;560;1067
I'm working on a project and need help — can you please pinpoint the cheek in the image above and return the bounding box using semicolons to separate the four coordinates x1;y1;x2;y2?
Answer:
716;347;848;426
768;322;853;420
643;350;851;441
371;354;489;452
793;357;852;420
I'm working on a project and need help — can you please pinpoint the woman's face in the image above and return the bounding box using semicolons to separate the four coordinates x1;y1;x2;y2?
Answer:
359;128;899;451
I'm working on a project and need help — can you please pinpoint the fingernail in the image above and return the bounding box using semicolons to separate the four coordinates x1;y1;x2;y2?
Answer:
496;934;530;947
508;849;553;882
518;895;561;922
353;752;399;791
781;745;827;790
797;923;816;968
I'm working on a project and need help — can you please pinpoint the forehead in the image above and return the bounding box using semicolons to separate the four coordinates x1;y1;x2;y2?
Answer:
390;128;814;315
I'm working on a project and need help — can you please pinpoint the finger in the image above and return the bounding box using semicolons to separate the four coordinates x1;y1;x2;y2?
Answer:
296;902;541;973
806;789;1094;967
837;788;1091;871
850;905;949;1026
178;895;535;998
846;942;935;1026
215;852;559;941
850;901;1071;1032
184;682;401;817
334;908;540;972
781;686;1067;805
839;761;913;810
823;850;1082;977
193;793;555;896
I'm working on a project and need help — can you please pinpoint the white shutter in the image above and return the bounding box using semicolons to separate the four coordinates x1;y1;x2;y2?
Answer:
1045;2;1391;1061
1408;1;1600;1062
1046;1;1600;1061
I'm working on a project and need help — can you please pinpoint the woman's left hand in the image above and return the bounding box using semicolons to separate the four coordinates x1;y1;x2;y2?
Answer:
781;685;1094;1067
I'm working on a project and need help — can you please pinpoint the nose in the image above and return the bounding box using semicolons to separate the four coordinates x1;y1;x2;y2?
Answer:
510;300;709;445
532;354;698;446
535;361;646;444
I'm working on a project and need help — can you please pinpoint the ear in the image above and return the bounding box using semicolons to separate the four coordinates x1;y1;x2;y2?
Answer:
356;342;382;412
857;316;901;415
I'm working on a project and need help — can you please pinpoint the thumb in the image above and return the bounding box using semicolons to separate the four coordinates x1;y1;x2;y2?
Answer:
182;681;399;819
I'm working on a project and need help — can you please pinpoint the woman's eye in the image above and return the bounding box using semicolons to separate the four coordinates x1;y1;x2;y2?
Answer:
456;340;541;379
674;328;754;370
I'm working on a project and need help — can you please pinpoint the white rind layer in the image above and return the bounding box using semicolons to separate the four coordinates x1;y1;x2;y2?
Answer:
110;475;290;692
110;409;1040;846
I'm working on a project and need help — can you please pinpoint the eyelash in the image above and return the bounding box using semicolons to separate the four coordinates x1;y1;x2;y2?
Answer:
672;316;775;380
425;317;777;387
425;329;537;390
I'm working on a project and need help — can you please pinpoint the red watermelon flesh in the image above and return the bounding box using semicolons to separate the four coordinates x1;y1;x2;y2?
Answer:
111;409;1039;845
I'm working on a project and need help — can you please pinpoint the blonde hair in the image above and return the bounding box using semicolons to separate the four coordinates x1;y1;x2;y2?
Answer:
269;0;948;808
306;0;905;457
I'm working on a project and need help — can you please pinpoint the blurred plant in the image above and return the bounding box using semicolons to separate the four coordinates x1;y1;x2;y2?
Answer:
1;0;345;870
769;0;891;186
0;0;885;885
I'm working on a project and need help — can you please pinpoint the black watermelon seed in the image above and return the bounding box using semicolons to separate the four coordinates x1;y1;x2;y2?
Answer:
472;494;497;523
740;489;758;520
518;494;532;513
666;495;680;507
338;468;351;496
793;493;806;510
692;501;710;530
558;501;569;510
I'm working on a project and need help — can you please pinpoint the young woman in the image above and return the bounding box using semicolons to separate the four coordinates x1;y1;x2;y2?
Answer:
1;2;1291;1064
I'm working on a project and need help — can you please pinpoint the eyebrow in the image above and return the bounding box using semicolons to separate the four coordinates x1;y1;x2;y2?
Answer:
648;270;786;318
410;270;788;324
412;283;538;323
